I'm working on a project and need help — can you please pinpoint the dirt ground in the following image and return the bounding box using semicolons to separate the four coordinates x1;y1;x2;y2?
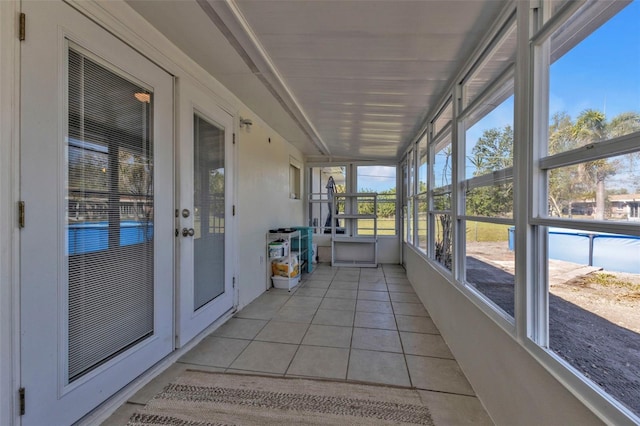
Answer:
465;242;640;415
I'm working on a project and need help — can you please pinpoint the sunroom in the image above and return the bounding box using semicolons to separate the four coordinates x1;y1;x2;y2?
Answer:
0;0;639;425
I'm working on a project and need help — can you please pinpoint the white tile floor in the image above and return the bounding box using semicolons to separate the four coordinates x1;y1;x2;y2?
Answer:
103;264;493;425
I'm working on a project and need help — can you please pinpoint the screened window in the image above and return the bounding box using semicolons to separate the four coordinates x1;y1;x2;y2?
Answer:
416;136;428;252
430;132;453;270
406;151;415;244
433;101;453;138
357;165;397;236
308;166;346;234
402;160;409;243
462;21;516;111
537;0;640;417
398;1;640;421
462;93;515;316
308;164;398;236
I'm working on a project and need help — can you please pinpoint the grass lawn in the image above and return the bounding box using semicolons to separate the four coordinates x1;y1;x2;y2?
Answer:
465;221;511;242
342;217;510;241
356;218;396;236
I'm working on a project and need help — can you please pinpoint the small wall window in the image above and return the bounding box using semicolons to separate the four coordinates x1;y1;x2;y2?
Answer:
289;156;301;199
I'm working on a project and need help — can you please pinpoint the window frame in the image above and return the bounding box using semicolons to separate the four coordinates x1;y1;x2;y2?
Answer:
459;87;516;320
526;1;640;423
355;164;398;237
307;162;399;237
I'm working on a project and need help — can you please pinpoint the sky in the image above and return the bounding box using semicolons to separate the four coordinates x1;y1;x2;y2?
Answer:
357;165;396;193
463;0;639;178
550;0;640;120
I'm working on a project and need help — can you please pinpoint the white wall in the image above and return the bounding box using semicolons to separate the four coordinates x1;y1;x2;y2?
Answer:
378;237;400;264
235;119;305;306
314;235;399;265
404;246;603;426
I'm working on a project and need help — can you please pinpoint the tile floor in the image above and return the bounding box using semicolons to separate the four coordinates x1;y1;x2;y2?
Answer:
103;264;493;425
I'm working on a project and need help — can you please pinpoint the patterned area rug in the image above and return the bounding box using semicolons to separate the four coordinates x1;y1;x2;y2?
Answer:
128;370;434;425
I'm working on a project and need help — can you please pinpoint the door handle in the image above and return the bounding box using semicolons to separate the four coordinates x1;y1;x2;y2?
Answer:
182;228;195;237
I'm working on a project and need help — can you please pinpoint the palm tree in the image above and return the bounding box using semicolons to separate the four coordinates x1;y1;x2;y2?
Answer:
572;109;615;220
608;112;640;138
548;112;583;217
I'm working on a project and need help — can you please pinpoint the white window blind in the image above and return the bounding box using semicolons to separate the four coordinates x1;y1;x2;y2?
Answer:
67;47;155;382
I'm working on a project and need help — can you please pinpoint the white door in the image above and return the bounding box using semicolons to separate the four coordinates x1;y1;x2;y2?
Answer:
176;80;235;347
20;3;174;424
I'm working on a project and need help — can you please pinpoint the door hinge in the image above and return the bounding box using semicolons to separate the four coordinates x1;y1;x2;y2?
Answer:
233;277;236;288
232;205;235;216
19;387;25;416
18;201;25;228
232;133;235;144
19;13;25;41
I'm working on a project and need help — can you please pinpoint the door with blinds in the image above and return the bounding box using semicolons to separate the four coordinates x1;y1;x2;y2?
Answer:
176;80;235;347
20;3;174;425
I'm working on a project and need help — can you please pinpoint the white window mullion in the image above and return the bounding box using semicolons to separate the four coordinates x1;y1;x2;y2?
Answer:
453;86;464;282
531;216;640;237
463;167;514;190
428;131;435;259
539;131;640;170
523;0;544;345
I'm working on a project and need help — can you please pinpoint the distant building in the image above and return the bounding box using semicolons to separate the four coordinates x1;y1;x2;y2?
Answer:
563;194;640;221
609;193;640;221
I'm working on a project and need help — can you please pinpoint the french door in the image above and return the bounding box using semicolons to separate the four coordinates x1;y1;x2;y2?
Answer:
20;3;174;424
176;80;235;347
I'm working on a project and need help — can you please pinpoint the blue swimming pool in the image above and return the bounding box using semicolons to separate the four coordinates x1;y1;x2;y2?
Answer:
67;221;154;255
508;227;640;274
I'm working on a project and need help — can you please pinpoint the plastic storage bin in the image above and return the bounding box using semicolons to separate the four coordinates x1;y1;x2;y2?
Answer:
271;274;300;290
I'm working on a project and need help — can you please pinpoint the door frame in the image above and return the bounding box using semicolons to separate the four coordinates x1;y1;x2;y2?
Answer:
0;0;21;423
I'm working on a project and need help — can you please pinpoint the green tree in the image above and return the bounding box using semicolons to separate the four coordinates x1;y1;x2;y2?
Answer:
548;109;638;218
377;188;397;218
609;112;640;185
608;112;640;138
435;214;452;270
466;125;513;217
119;150;153;222
470;125;513;173
208;169;225;217
572;109;618;220
355;187;396;218
548;112;585;217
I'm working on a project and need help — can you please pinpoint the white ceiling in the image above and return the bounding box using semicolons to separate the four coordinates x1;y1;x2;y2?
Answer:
127;0;507;161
